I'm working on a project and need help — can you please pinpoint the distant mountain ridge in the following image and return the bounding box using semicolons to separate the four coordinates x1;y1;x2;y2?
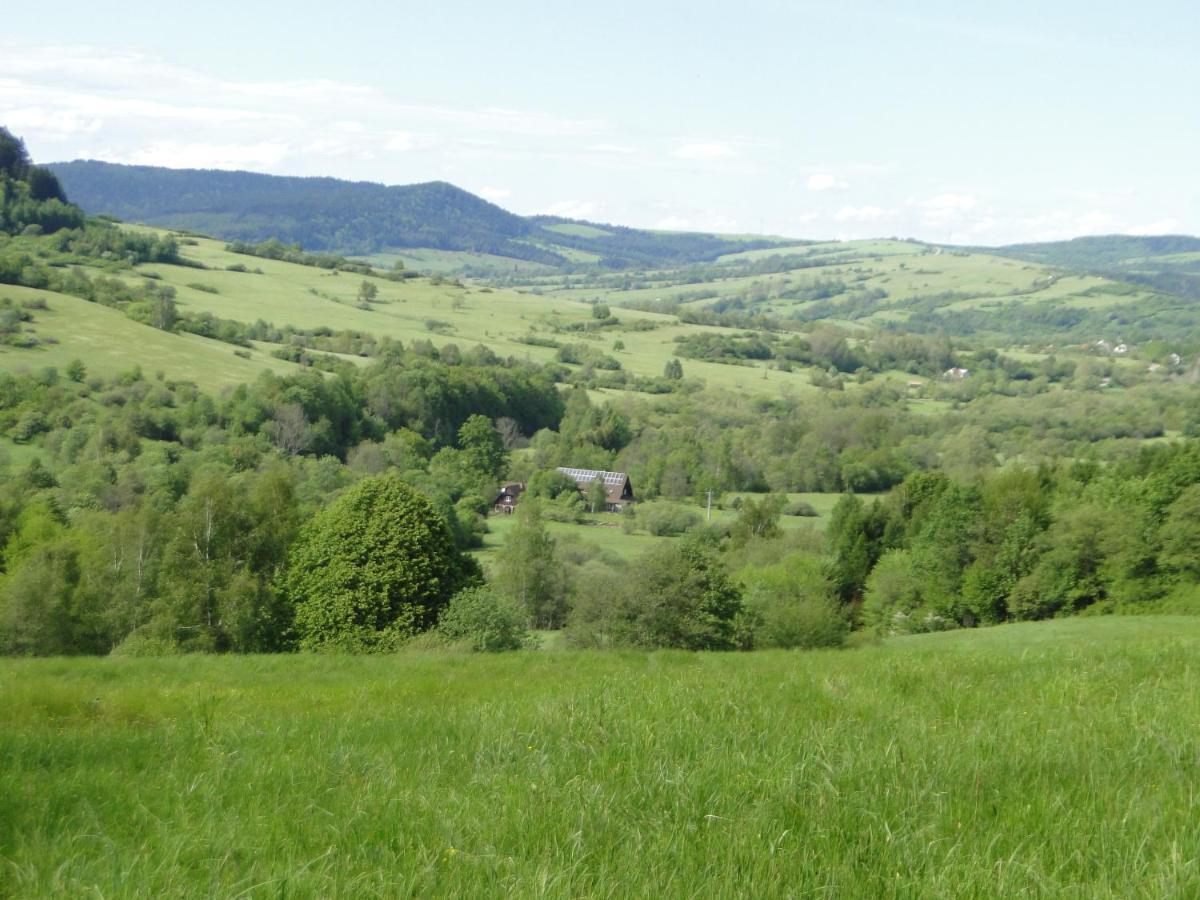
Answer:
48;160;789;269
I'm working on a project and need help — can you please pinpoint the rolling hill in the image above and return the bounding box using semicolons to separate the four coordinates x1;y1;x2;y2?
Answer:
986;234;1200;270
984;234;1200;303
48;160;794;269
48;160;1200;321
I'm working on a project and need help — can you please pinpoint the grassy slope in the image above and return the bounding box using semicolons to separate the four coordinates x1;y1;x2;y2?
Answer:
0;230;825;398
2;617;1197;896
0;283;296;391
129;232;830;398
2;228;1164;401
353;248;555;275
533;243;1162;332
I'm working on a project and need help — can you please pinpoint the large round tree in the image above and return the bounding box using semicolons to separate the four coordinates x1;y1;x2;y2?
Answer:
284;475;480;651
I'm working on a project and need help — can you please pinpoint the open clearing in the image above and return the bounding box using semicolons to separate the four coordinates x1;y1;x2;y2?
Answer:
2;616;1197;896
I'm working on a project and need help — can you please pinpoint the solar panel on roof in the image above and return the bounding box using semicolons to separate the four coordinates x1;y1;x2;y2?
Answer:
556;467;626;485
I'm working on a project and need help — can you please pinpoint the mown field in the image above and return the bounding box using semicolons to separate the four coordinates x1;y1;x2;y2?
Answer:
2;617;1197;897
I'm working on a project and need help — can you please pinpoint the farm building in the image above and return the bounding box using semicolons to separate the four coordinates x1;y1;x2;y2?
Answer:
492;482;524;514
556;467;636;512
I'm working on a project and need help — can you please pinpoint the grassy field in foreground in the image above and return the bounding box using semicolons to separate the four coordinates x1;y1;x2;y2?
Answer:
2;617;1198;897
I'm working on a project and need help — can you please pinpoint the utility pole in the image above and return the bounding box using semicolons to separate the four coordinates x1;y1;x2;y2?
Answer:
707;489;713;522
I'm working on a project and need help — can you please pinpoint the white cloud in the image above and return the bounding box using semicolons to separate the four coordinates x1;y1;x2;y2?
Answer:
538;200;602;219
977;209;1123;243
796;161;895;176
673;142;735;160
384;132;416;152
922;193;977;211
654;212;741;232
915;193;981;234
478;186;512;203
1129;218;1180;235
1;106;102;137
0;41;606;180
115;140;292;170
835;205;894;222
586;143;637;155
1059;186;1135;203
806;173;848;192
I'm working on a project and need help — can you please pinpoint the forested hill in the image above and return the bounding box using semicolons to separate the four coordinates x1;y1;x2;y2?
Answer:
48;160;789;268
982;234;1200;301
49;161;548;260
987;234;1200;269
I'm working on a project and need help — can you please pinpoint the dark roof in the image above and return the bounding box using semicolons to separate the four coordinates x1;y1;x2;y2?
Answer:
494;483;524;503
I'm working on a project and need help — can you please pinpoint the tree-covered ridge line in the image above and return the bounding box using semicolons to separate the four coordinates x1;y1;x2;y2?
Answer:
984;234;1200;270
47;160;793;269
979;234;1200;308
1;127;83;237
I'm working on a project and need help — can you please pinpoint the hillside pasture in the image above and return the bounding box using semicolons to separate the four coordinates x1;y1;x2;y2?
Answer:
354;248;555;275
2;227;1169;398
1;617;1197;896
525;244;1166;337
0;284;297;391
134;232;832;397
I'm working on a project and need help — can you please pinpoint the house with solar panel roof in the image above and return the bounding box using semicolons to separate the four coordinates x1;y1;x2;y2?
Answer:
555;467;636;512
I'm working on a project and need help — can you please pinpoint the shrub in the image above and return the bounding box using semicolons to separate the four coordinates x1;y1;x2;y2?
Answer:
785;499;819;517
283;475;481;651
109;631;181;657
437;586;531;651
861;549;922;633
637;503;701;536
739;552;847;649
566;535;743;650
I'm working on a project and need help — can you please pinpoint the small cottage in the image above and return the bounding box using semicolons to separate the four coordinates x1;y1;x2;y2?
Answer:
492;482;525;514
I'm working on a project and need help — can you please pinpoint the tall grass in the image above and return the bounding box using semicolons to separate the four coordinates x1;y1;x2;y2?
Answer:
2;617;1197;897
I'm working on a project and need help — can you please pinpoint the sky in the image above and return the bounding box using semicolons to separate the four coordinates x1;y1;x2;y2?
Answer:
1;0;1196;244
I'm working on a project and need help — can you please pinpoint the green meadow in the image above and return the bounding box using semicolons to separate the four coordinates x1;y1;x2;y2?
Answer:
0;230;834;398
0;283;295;392
2;617;1197;897
526;241;1161;331
473;493;843;571
2;227;1156;404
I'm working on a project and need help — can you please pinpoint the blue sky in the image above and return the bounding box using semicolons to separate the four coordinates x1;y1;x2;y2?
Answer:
2;0;1196;243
